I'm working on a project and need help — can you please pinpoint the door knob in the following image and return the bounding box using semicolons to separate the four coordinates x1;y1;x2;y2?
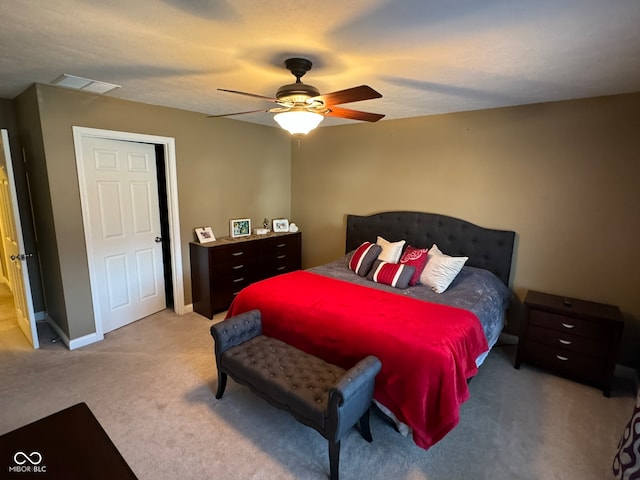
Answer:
155;237;163;243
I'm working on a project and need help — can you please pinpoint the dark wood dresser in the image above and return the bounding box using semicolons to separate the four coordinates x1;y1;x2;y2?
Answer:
190;231;301;318
514;290;624;396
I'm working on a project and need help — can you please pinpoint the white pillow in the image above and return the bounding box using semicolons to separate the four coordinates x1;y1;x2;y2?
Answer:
420;243;468;293
376;236;406;263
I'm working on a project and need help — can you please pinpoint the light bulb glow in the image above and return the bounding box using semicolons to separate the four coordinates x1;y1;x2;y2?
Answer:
274;110;323;135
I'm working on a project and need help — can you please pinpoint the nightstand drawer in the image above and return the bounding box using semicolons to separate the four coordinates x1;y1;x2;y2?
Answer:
529;310;608;339
527;325;607;358
515;290;624;396
525;341;604;384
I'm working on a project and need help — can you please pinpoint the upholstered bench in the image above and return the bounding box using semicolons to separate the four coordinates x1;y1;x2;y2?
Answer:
210;310;382;480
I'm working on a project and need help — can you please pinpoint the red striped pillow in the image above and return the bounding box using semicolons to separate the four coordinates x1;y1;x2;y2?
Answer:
349;242;382;277
367;260;415;289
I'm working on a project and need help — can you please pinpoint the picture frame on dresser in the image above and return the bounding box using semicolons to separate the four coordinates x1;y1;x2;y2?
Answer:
195;226;216;243
230;218;251;238
272;218;289;233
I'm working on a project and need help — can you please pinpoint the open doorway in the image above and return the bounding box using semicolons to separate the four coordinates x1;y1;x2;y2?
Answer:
0;129;39;349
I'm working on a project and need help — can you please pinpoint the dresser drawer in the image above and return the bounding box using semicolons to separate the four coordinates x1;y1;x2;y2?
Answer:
262;259;299;277
527;325;607;358
525;341;604;384
212;276;253;306
529;310;609;339
190;232;301;317
210;256;258;276
260;233;301;276
261;235;300;255
209;243;258;263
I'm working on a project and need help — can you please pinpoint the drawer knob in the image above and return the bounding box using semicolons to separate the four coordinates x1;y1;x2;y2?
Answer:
560;323;575;329
232;251;244;256
556;355;569;361
558;339;572;345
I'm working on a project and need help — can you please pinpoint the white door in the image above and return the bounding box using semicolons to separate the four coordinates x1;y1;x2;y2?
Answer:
80;137;166;333
0;129;38;348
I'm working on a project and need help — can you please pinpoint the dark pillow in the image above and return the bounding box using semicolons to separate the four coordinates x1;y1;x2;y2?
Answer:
348;242;382;277
400;245;429;286
367;260;415;289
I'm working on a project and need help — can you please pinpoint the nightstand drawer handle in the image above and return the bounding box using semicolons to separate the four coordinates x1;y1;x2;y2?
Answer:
276;266;286;271
561;323;575;329
232;264;244;270
232;251;244;256
232;277;245;283
277;254;286;259
558;339;572;345
556;355;569;361
277;243;286;248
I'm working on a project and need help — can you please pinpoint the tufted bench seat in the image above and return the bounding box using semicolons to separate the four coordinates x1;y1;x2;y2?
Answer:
211;309;381;480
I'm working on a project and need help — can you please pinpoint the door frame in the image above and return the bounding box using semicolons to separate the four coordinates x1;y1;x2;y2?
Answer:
72;127;184;342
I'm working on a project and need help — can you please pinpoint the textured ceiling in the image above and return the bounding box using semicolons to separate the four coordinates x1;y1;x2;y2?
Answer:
2;0;640;128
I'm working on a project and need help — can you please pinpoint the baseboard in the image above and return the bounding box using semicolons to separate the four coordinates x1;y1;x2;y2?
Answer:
44;315;103;350
183;303;193;314
68;331;103;350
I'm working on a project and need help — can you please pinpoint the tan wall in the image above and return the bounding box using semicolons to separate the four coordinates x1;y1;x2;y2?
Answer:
291;93;640;367
23;84;291;339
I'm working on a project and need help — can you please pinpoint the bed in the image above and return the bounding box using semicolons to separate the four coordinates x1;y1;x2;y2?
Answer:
225;211;516;450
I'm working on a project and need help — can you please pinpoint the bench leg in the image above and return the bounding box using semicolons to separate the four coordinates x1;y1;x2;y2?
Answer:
358;408;373;442
215;371;227;399
328;439;340;480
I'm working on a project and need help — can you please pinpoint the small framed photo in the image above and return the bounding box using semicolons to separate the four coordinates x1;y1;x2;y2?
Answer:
272;218;289;233
195;226;216;243
230;218;251;238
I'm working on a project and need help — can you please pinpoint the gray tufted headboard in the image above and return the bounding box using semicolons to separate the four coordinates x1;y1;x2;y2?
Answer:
345;211;516;286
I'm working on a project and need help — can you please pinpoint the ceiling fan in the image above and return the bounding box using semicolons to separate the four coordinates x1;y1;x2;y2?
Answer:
210;57;385;135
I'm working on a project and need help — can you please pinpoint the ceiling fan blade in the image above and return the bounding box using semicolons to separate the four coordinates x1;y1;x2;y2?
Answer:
311;85;382;106
207;109;268;118
324;106;385;122
218;88;278;102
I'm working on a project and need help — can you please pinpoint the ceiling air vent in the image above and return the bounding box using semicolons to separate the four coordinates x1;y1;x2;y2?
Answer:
51;74;120;94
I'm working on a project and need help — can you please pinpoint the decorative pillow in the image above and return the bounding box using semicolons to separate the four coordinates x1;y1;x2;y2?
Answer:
348;242;383;277
367;260;415;289
400;245;429;286
376;236;406;263
420;244;468;293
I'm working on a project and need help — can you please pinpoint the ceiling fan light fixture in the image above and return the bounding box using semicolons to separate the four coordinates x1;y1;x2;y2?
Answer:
273;109;323;135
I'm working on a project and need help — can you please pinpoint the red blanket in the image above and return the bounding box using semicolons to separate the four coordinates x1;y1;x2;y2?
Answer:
226;271;488;449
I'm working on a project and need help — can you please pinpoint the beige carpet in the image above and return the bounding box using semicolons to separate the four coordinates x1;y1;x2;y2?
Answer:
0;296;636;480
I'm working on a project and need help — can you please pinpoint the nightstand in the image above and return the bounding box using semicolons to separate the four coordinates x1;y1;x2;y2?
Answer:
514;290;624;397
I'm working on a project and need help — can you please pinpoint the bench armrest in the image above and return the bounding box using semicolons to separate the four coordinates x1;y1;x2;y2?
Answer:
210;310;262;360
326;355;382;441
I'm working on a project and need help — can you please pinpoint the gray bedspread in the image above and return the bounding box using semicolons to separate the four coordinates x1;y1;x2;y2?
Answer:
308;254;511;353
